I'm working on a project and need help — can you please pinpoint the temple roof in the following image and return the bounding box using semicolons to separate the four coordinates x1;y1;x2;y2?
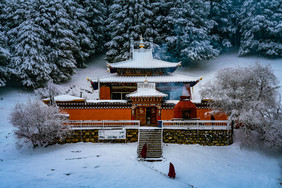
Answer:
107;49;181;69
96;73;201;84
126;82;167;98
42;95;85;102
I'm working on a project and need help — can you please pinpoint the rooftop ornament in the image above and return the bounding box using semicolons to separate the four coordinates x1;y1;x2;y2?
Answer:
139;35;144;49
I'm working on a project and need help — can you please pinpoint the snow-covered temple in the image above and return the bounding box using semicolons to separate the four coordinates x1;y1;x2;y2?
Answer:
96;37;202;100
45;37;232;158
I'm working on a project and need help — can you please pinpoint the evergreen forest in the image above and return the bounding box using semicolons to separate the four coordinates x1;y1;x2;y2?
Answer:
0;0;281;88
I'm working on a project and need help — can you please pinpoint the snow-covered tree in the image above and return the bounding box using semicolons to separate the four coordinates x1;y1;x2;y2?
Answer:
0;30;11;87
3;0;51;88
35;80;61;106
77;0;106;56
150;0;174;45
209;0;239;49
10;100;71;148
238;0;282;57
9;20;51;88
63;0;106;68
165;0;219;63
105;0;158;62
37;0;77;83
200;64;282;152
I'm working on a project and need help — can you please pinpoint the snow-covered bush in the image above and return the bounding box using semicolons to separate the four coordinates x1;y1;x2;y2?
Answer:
10;100;70;148
35;80;61;106
200;63;282;152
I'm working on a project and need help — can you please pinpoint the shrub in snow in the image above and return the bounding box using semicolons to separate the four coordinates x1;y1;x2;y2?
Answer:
10;100;70;148
35;80;60;106
200;63;282;152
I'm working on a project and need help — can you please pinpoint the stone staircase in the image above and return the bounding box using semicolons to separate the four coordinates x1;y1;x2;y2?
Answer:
138;128;162;158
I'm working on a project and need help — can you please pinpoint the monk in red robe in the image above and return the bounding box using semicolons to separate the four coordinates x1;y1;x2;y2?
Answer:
168;162;176;179
140;143;147;158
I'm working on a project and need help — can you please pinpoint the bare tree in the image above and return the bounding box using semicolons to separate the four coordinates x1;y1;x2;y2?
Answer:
10;100;70;148
200;63;282;152
35;80;60;105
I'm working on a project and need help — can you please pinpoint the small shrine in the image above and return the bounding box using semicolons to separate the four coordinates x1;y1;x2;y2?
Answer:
127;80;167;126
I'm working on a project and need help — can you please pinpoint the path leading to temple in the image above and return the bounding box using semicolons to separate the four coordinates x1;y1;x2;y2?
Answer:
138;128;162;159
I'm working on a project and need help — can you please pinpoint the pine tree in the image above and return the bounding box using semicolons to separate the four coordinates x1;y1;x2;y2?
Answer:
37;0;77;83
77;0;106;57
9;20;51;88
166;0;219;63
0;30;11;87
105;0;158;63
209;0;236;50
64;0;106;68
239;0;282;57
0;1;11;87
4;0;51;88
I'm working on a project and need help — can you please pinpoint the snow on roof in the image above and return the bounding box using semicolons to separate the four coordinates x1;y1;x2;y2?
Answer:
86;100;128;103
165;100;202;104
126;82;167;98
96;74;201;83
42;95;85;102
107;49;180;69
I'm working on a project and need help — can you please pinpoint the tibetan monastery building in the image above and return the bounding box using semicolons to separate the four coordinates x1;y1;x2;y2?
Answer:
94;37;201;100
45;37;232;151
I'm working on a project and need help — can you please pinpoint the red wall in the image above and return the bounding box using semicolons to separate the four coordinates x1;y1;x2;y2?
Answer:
61;107;227;121
100;86;111;100
197;108;228;120
161;109;174;120
64;108;131;120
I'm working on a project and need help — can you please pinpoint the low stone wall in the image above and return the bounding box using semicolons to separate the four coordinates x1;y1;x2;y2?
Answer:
61;128;232;146
163;129;232;146
126;129;139;143
64;129;98;143
62;129;139;144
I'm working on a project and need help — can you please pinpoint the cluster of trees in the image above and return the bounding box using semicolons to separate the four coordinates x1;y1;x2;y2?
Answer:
0;0;281;89
106;0;281;62
0;0;105;88
200;64;282;152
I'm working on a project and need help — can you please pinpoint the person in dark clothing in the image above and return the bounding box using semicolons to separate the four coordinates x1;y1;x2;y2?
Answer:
168;162;176;179
140;143;147;158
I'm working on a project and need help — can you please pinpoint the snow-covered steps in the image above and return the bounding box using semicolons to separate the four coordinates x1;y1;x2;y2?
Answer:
138;128;162;159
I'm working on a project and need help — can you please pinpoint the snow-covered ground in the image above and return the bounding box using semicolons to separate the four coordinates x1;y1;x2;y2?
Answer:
0;52;281;188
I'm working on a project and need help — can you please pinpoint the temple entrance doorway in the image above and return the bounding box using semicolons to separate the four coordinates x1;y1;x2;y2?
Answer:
146;107;157;125
135;107;158;126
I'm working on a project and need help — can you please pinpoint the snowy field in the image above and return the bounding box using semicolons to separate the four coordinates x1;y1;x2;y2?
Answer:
0;52;281;188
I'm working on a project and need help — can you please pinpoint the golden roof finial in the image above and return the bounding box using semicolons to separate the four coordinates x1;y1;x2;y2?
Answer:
139;35;144;49
144;75;148;83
